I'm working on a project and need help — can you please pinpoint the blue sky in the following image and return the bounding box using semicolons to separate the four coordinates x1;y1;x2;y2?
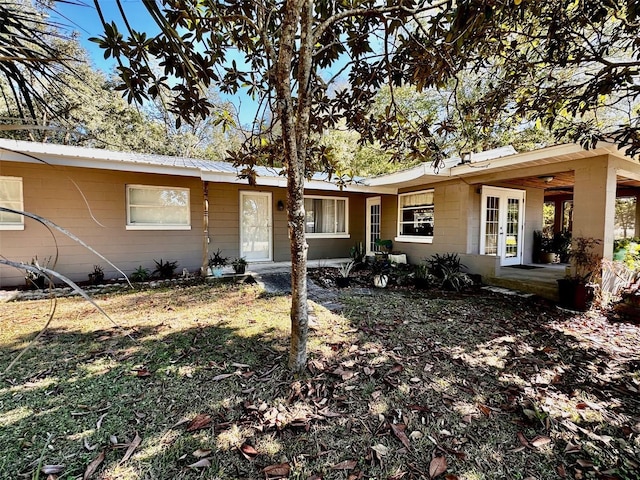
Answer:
52;1;257;126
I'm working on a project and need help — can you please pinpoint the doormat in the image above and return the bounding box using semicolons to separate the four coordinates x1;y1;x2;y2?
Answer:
506;265;543;270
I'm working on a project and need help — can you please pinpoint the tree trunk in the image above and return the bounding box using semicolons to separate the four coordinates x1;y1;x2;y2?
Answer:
274;0;311;372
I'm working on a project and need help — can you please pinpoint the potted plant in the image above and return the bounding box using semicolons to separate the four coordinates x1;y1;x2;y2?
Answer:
557;237;601;311
208;249;228;277
88;264;105;284
25;256;52;290
232;257;248;274
533;230;556;264
336;261;355;288
371;258;391;288
553;231;572;263
349;242;366;267
413;263;434;290
374;239;393;260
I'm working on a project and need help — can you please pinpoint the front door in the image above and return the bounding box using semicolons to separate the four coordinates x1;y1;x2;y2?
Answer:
480;186;525;266
240;191;272;261
366;196;381;255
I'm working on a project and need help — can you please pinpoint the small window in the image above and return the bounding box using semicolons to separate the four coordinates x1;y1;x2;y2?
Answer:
126;185;191;230
398;190;434;239
0;176;24;230
304;196;348;237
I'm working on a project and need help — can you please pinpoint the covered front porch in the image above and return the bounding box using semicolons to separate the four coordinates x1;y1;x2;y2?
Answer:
486;263;567;301
464;143;640;300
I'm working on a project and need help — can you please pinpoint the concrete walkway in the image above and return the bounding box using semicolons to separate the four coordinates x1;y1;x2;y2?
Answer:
249;258;359;313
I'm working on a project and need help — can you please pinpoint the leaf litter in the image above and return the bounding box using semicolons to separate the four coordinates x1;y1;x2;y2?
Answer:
1;283;639;479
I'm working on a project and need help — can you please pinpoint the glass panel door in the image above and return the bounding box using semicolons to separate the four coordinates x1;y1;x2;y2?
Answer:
240;192;272;261
366;197;381;255
480;187;525;266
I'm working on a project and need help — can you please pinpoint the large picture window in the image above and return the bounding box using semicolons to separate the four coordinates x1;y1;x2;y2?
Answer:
126;185;190;230
304;196;348;237
398;190;434;239
0;176;24;230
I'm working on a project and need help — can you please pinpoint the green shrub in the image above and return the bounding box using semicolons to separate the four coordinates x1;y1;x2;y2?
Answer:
152;259;178;279
131;265;150;282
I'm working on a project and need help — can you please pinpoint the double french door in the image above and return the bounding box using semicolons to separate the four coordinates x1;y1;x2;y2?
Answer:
480;187;525;266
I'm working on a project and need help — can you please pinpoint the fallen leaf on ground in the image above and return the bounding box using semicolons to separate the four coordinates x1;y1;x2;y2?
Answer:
371;444;389;456
83;438;98;451
132;368;151;377
187;458;211;468
331;460;357;470
212;373;235;381
83;451;105;480
120;433;142;463
239;443;258;460
232;362;250;368
564;442;581;454
477;404;491;416
185;414;212;432
263;462;291;478
444;475;459;480
193;449;212;458
42;465;65;475
516;432;529;447
388;363;403;375
96;412;107;430
429;457;447;478
530;435;551;448
390;423;411;450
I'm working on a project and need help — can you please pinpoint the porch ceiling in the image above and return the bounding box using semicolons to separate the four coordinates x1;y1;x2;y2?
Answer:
505;171;640;197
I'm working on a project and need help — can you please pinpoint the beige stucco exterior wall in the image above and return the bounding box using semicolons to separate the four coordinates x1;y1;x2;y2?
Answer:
0;161;204;287
389;181;474;264
380;178;546;278
572;154;616;260
0;161;371;287
206;183;367;262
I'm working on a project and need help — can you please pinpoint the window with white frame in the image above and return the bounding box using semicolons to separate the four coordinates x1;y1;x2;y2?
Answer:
0;176;24;230
304;196;348;236
398;190;434;239
126;185;191;229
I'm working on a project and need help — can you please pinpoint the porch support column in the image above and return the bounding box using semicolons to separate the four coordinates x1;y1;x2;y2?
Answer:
572;156;616;261
202;181;210;275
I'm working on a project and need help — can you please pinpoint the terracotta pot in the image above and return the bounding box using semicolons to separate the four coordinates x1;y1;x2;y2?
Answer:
373;274;388;288
557;279;593;311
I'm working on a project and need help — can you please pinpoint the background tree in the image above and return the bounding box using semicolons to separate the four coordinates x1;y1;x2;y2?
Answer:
390;0;640;156
0;0;79;134
615;197;636;239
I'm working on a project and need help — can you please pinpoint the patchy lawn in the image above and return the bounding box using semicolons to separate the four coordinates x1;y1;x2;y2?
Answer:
0;283;638;479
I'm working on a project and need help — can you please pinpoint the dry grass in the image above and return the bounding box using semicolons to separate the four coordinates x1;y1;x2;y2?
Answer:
0;283;638;479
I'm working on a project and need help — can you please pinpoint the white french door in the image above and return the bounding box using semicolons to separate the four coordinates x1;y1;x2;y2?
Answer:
480;186;525;266
366;196;381;255
240;191;273;261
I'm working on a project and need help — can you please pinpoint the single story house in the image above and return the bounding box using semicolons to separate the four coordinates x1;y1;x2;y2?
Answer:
1;139;639;297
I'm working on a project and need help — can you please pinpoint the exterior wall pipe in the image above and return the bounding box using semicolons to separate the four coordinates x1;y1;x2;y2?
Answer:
202;181;210;275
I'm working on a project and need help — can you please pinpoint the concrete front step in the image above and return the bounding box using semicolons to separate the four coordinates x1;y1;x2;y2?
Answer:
484;276;559;301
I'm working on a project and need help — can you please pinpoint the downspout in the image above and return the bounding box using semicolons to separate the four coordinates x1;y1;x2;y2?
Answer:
202;181;210;275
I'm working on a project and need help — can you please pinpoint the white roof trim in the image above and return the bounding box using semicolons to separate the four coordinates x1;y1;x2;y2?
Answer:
450;143;593;176
367;145;519;187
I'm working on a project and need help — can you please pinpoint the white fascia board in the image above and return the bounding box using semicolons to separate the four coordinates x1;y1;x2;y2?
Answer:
202;171;396;194
366;163;449;186
450;143;587;176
